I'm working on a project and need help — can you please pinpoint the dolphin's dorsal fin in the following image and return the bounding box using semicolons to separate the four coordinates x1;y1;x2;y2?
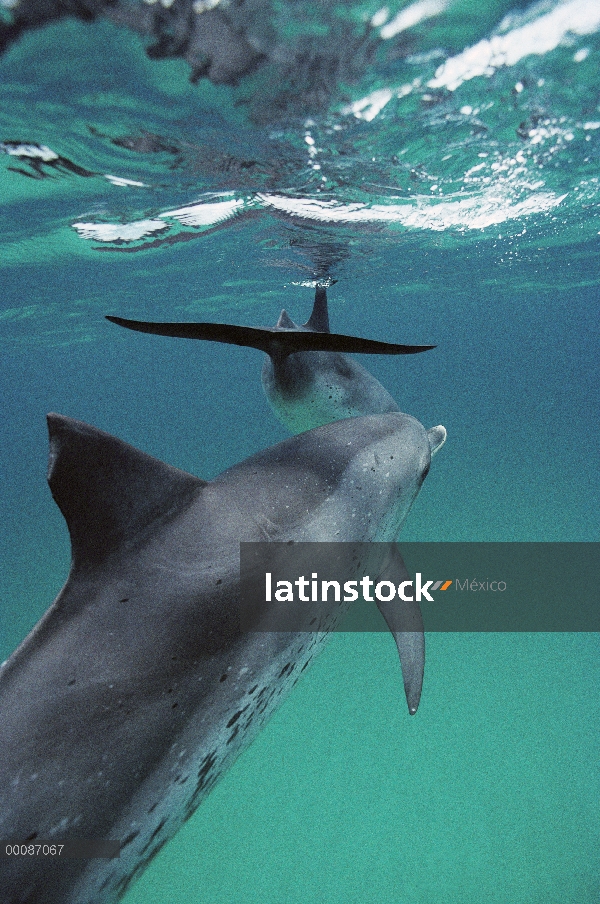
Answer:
303;286;330;333
47;414;205;570
275;309;297;329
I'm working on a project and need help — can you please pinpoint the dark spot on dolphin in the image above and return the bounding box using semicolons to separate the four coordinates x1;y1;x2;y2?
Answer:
188;770;211;813
67;678;76;686
150;819;167;841
115;875;131;896
278;662;293;678
121;830;139;848
220;673;228;682
25;831;38;841
100;874;113;891
120;597;129;602
148;802;158;814
257;688;276;714
171;702;178;709
226;704;249;727
248;684;258;694
197;751;217;788
152;837;168;858
139;818;167;857
301;659;311;672
216;579;222;585
116;845;159;898
227;724;240;745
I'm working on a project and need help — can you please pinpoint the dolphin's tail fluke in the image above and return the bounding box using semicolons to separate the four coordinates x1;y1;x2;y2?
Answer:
106;315;435;357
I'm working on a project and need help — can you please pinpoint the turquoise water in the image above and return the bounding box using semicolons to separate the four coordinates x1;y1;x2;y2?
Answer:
0;2;598;902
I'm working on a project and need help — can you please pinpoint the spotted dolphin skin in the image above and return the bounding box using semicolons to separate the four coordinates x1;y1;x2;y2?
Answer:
0;410;445;904
107;285;436;434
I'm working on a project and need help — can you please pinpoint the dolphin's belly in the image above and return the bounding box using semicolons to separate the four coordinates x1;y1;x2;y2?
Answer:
0;620;338;904
69;629;334;904
263;353;399;433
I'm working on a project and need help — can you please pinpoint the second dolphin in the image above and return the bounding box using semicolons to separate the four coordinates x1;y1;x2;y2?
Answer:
107;285;437;433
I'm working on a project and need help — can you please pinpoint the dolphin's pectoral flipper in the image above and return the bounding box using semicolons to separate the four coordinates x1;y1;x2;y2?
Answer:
106;315;436;357
374;544;425;716
47;413;204;569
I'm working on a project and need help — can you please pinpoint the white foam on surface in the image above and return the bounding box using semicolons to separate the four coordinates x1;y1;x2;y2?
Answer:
429;0;600;91
72;220;168;242
257;189;567;232
160;199;245;227
380;0;449;39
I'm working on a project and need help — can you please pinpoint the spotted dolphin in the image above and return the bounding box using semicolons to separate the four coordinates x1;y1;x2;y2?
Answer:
0;409;445;904
107;288;443;722
106;285;436;434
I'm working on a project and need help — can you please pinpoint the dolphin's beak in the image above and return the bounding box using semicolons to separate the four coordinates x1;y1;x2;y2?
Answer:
427;425;447;458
